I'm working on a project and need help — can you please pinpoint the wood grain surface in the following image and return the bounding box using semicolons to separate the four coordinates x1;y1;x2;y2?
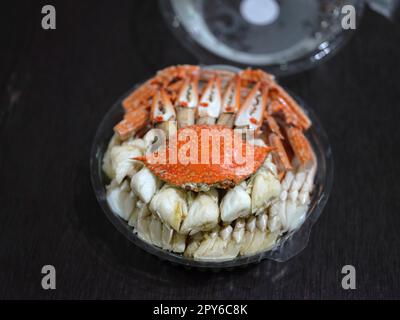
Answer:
0;0;400;299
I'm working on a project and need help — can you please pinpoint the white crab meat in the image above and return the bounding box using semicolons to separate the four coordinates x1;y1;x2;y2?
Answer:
148;215;164;248
128;207;138;228
209;226;240;260
223;240;242;260
241;227;280;256
102;134;121;179
219;225;233;241
128;200;148;228
262;154;278;177
130;167;160;204
110;144;143;184
180;189;219;235
184;232;204;257
135;202;152;244
125;137;147;152
240;231;255;256
242;229;266;256
220;185;251;223
246;230;280;256
298;164;317;205
268;215;282;233
270;200;285;231
149;185;188;232
193;227;229;261
256;213;268;232
193;238;217;260
232;218;246;244
239;216;257;255
161;224;174;250
106;180;136;221
250;169;281;215
283;201;308;232
264;231;280;251
290;171;307;194
171;232;186;253
281;171;295;191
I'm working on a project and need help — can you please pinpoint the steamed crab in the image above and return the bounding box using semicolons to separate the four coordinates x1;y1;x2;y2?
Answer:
102;65;317;261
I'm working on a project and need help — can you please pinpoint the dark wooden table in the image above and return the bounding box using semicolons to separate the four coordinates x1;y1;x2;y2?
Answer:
1;0;400;299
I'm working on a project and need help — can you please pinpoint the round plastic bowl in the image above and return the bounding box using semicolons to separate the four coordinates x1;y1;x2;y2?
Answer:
159;0;364;76
90;65;334;269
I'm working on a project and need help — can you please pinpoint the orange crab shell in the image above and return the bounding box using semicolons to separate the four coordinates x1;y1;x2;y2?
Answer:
135;125;272;190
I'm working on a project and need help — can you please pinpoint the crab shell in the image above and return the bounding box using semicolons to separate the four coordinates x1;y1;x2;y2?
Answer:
135;125;272;192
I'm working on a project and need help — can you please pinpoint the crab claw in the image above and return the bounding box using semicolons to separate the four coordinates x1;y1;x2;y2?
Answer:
176;75;199;128
150;88;177;138
197;76;222;125
134;125;272;191
235;82;268;132
176;74;199;109
151;88;176;123
217;75;241;127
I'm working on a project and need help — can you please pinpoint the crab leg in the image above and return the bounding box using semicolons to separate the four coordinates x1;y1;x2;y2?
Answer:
285;126;314;169
216;75;241;127
239;68;274;86
157;65;200;104
234;82;268;133
114;108;148;140
122;84;156;113
150;88;177;138
122;65;197;113
200;69;236;83
268;85;311;130
197;76;222;125
175;75;199;128
268;133;293;172
263;111;283;139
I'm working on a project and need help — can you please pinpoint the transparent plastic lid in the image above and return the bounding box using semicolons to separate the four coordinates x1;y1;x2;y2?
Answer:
160;0;364;76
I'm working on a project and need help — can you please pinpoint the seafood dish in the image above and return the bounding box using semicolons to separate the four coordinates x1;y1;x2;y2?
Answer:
102;65;317;261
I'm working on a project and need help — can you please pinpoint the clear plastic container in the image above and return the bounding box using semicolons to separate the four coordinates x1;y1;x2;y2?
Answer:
90;65;334;269
159;0;364;76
